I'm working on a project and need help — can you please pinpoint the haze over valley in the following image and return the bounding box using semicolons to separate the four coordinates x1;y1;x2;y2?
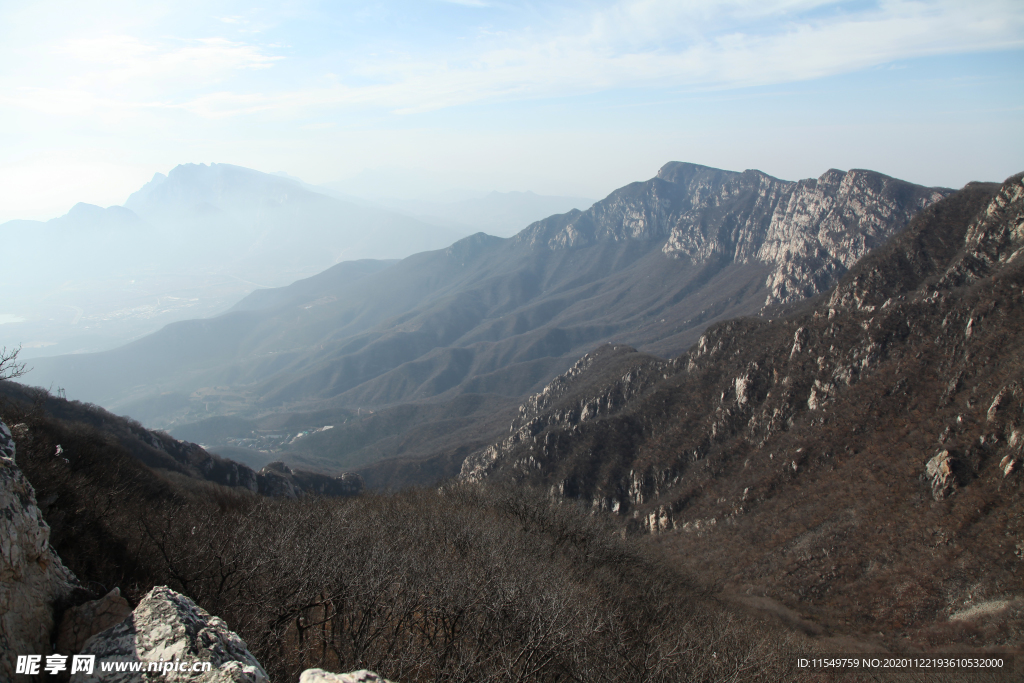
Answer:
3;1;1023;681
2;163;594;359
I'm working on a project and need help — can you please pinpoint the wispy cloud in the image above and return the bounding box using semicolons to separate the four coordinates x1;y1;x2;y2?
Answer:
1;33;282;117
3;0;1022;121
347;0;1024;112
59;35;281;84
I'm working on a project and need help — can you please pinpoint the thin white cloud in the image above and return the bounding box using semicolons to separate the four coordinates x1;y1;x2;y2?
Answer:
3;0;1022;120
1;34;283;117
59;35;281;85
355;0;1024;112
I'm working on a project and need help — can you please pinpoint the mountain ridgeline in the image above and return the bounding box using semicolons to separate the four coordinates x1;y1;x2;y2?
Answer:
28;163;950;478
1;163;465;359
460;173;1024;645
0;380;363;499
7;162;1022;669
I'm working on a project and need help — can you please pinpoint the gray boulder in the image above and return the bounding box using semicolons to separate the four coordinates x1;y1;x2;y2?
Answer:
79;586;268;683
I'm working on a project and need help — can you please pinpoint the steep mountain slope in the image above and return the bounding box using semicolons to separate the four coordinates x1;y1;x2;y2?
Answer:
28;163;948;476
463;173;1024;647
0;380;363;498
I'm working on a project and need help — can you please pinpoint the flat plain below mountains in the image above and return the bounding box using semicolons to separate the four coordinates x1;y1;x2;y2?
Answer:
28;161;950;479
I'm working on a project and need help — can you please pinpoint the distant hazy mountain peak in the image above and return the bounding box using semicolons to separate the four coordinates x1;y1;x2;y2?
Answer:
48;202;146;232
67;201;105;215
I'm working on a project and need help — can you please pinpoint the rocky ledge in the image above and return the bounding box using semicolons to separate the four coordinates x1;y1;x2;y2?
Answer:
1;421;78;682
78;586;269;683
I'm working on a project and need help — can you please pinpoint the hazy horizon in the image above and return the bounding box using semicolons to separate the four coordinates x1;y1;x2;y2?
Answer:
2;0;1022;224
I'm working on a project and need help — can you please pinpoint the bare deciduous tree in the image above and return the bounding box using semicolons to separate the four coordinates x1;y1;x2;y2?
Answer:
0;345;28;381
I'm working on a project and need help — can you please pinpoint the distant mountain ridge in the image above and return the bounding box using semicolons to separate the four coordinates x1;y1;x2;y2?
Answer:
27;163;950;478
123;163;468;270
1;163;465;358
517;162;948;307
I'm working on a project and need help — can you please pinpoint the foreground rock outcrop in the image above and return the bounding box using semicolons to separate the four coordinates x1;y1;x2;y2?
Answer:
79;586;269;683
1;418;278;682
0;420;78;682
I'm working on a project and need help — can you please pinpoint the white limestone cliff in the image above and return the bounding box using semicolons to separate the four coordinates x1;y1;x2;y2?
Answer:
0;421;78;682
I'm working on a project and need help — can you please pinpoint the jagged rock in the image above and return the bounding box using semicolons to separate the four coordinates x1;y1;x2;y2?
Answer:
999;455;1017;478
176;440;259;492
256;462;302;498
925;450;957;501
56;587;133;654
460;345;667;484
512;163;949;312
655;166;948;307
257;460;365;498
79;586;268;683
299;670;394;683
0;420;79;682
0;420;15;459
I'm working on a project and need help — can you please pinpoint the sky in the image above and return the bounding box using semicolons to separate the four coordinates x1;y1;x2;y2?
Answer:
1;0;1023;223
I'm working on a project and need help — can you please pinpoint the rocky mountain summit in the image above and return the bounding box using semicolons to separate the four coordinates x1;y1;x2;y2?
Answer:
516;162;949;307
463;172;1024;643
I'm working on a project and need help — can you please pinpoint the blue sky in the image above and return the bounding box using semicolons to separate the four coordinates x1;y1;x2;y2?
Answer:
1;0;1022;222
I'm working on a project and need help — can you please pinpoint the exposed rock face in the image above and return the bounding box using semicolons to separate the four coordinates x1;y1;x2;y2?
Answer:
56;587;133;655
29;163;947;465
516;162;950;308
469;175;1024;530
0;420;15;458
1;417;274;681
256;461;302;498
299;670;394;683
123;425;259;493
168;439;259;492
461;344;671;484
257;461;364;498
79;586;269;683
0;420;78;682
925;450;957;501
